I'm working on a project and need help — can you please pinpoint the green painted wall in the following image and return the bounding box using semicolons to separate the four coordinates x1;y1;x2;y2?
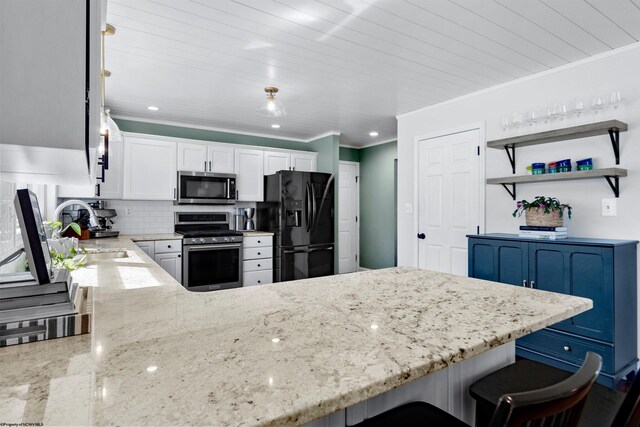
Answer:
308;134;341;274
339;147;360;162
114;119;314;152
359;141;397;269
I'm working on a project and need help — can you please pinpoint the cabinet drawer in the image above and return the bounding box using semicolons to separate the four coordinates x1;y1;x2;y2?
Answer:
243;247;272;260
243;270;273;286
517;328;614;373
154;239;182;254
244;235;273;248
243;259;272;272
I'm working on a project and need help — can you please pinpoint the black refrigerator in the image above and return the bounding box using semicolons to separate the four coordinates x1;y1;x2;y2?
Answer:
257;171;334;282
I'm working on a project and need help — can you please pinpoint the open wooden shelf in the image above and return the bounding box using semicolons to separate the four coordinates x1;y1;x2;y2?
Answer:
487;168;627;199
487;120;627;149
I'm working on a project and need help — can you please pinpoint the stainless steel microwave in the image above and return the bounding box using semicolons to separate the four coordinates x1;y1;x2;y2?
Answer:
176;171;236;205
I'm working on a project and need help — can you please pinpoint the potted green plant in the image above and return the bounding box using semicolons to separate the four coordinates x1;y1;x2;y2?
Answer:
512;196;572;227
43;221;87;270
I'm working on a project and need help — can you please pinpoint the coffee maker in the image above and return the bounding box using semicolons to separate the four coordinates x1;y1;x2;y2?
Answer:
89;201;119;238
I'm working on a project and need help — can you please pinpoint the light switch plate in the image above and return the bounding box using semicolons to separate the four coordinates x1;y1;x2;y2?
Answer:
404;203;413;214
602;199;617;216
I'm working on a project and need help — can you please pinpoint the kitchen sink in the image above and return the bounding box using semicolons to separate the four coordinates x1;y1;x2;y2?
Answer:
84;250;129;263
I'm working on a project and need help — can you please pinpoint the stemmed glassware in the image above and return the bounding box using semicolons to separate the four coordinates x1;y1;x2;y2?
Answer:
610;91;621;109
591;94;605;115
572;98;584;119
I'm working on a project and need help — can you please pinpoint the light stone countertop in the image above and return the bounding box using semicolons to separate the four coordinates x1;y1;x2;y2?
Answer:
0;236;591;426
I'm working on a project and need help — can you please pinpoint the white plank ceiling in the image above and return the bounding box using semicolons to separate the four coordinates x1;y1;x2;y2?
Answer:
105;0;640;147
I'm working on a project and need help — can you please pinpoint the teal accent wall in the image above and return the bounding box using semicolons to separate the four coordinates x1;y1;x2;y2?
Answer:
339;147;360;162
114;119;314;151
309;134;341;274
359;141;397;269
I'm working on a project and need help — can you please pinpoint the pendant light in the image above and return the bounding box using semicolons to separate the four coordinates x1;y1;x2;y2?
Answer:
257;86;287;117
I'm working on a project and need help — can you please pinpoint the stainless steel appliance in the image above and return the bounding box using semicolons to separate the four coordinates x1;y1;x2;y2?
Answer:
243;208;255;231
257;171;334;282
89;201;119;238
176;171;236;205
175;212;243;292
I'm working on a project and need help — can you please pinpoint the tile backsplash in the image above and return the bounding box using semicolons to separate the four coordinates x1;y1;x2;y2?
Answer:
58;199;257;235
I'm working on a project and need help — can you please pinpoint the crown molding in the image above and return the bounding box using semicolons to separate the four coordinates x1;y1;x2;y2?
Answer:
397;41;640;120
305;131;341;142
339;137;397;149
111;114;310;143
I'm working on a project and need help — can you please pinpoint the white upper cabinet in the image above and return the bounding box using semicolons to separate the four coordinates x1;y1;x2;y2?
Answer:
264;151;291;175
207;145;234;174
123;136;177;200
177;141;235;174
0;0;102;184
235;148;264;201
291;152;317;172
177;142;208;172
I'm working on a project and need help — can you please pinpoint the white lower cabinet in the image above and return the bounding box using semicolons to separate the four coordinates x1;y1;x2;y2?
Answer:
135;241;155;259
242;235;273;286
135;239;183;283
154;252;182;283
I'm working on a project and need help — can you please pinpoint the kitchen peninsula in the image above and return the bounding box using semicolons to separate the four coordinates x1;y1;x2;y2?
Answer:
0;237;591;426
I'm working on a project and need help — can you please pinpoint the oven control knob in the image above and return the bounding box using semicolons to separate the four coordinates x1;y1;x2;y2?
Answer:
212;237;217;243
199;238;206;243
224;237;230;242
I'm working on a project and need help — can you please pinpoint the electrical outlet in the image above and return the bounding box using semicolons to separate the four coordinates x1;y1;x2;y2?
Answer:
404;203;413;214
125;207;133;216
602;199;617;217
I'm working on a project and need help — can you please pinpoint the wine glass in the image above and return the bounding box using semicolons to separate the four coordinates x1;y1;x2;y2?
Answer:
500;115;510;131
591;94;605;114
526;110;538;127
610;91;621;110
511;112;522;129
548;104;558;121
557;103;569;121
573;98;584;119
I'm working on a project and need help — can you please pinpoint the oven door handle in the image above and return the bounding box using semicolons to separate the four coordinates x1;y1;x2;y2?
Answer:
185;243;242;251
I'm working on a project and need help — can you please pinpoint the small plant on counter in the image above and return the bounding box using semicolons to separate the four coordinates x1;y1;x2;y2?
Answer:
43;220;81;239
50;246;87;271
42;220;87;271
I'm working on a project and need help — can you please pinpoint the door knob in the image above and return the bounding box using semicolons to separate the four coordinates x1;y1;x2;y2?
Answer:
417;233;426;239
563;345;571;352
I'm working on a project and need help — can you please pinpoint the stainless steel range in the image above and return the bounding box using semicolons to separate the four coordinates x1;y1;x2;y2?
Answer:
175;212;243;292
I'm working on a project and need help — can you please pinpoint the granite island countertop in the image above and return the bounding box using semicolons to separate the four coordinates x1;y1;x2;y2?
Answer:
0;236;591;426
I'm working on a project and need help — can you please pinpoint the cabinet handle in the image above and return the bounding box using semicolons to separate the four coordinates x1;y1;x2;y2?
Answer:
95;183;101;197
563;345;571;352
522;280;528;287
257;252;261;255
209;160;212;171
204;161;207;171
530;281;536;289
257;280;261;284
168;245;172;248
173;188;176;199
178;254;181;258
257;264;261;267
257;240;261;243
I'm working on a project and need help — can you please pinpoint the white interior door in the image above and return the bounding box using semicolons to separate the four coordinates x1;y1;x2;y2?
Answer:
417;129;481;276
339;162;359;273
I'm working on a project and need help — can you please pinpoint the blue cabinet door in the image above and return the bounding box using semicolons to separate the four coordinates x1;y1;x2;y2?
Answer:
529;243;614;342
469;238;528;286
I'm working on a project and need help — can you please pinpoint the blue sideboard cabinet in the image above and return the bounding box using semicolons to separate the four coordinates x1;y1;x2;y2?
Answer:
468;233;638;387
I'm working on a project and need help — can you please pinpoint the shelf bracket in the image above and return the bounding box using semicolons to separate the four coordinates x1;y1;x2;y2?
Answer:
501;183;516;200
608;128;620;165
604;176;620;198
504;144;516;174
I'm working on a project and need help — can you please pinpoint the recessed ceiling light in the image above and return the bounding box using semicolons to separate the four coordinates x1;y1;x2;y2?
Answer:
147;106;160;111
369;131;379;137
271;124;281;129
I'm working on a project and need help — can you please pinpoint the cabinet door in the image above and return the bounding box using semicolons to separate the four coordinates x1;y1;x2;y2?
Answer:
264;151;290;175
468;238;528;286
177;142;207;172
154;252;182;283
291;152;317;172
135;241;155;259
208;144;235;173
235;149;264;201
529;244;613;342
123;136;177;200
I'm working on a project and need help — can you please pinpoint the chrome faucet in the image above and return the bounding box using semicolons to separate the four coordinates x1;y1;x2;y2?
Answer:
54;200;99;228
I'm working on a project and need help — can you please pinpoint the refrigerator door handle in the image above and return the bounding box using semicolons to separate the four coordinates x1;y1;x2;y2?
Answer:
283;249;309;254
310;183;317;233
305;182;312;232
308;246;333;252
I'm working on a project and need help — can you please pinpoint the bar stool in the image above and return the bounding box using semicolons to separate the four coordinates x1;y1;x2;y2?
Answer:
469;358;640;427
355;352;602;427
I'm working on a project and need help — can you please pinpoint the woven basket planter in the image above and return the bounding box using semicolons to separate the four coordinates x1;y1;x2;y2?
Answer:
525;207;564;227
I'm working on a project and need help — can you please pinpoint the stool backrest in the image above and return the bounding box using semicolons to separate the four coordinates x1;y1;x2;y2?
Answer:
488;352;602;427
611;371;640;427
